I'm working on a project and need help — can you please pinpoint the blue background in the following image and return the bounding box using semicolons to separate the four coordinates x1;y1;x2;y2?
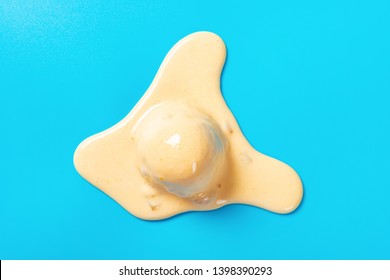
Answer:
1;0;389;260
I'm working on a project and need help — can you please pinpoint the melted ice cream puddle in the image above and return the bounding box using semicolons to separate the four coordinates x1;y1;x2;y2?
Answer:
74;32;303;220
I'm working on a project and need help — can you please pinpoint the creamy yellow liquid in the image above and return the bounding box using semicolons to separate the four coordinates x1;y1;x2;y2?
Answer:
74;32;303;220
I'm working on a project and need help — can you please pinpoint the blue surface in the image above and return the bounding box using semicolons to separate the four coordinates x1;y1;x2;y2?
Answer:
1;0;389;260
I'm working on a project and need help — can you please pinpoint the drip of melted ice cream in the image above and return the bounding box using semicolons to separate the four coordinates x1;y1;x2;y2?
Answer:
74;32;303;220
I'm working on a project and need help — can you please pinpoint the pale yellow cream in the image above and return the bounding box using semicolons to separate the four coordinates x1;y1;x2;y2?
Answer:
74;32;303;220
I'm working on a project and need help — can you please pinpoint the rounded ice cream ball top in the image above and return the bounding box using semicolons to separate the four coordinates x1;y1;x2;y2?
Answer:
134;103;225;198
